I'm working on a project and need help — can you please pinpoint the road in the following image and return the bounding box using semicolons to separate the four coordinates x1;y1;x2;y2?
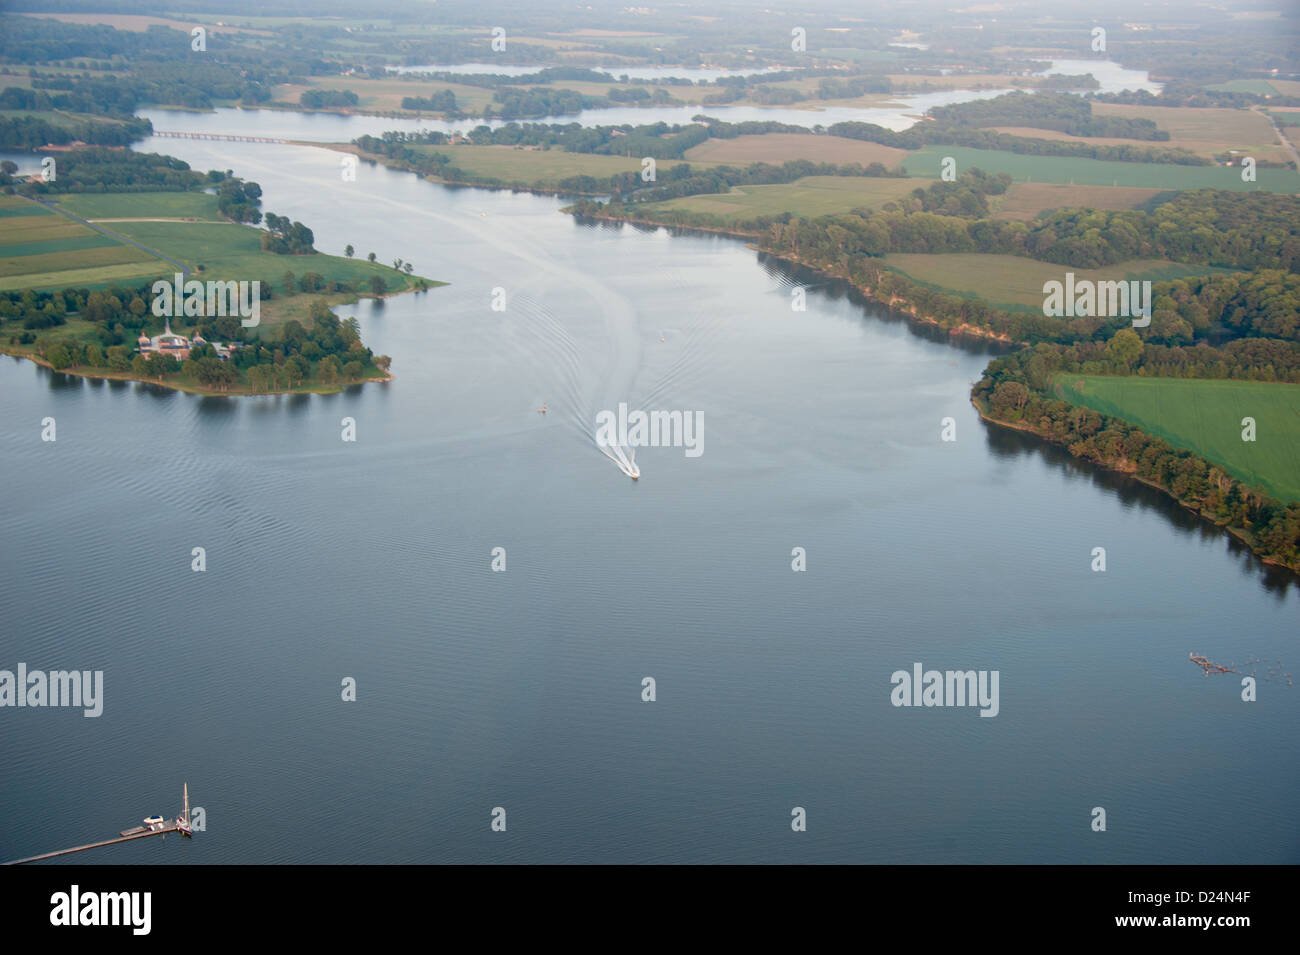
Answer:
23;195;190;277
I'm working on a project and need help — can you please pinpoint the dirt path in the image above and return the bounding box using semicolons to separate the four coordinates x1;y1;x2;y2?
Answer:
87;217;232;223
1255;105;1300;169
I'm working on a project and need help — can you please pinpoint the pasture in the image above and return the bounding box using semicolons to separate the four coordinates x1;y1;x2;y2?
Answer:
883;253;1236;309
901;146;1300;192
1055;375;1300;502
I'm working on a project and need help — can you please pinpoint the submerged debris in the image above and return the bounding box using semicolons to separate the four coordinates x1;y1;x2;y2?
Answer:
1189;653;1235;676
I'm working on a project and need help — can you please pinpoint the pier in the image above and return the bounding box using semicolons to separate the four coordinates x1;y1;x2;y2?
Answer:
154;130;292;144
1189;653;1234;675
4;783;193;865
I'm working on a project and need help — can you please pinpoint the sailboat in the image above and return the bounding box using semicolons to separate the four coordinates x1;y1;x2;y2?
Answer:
177;782;193;837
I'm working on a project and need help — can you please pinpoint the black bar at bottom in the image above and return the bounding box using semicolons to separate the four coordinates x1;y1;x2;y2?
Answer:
0;864;1285;940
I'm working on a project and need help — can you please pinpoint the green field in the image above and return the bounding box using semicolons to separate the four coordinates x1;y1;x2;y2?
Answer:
1055;375;1300;502
102;219;412;289
397;143;702;189
902;146;1300;193
0;236;132;264
0;195;171;290
641;175;929;224
0;203;54;218
1206;80;1279;95
0;215;109;246
55;191;224;220
884;253;1237;309
0;193;429;304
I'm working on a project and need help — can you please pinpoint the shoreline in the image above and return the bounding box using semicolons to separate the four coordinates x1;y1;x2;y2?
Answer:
971;397;1299;575
2;346;396;396
325;143;618;199
2;281;428;398
571;210;1016;345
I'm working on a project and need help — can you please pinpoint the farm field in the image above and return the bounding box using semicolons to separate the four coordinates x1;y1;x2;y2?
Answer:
990;182;1164;220
21;11;268;34
0;195;170;291
55;191;224;220
684;132;910;166
387;143;703;187
883;253;1237;309
1204;80;1280;95
105;219;421;295
1268;79;1300;97
901;145;1300;192
1054;375;1300;503
275;77;497;115
643;174;927;222
1090;104;1287;161
0;193;425;301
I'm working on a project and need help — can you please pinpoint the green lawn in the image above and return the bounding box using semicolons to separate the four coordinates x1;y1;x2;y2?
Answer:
902;146;1300;193
1055;375;1300;502
642;175;929;223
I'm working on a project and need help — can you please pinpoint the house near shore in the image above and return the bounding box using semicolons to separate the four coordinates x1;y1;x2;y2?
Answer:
136;320;237;361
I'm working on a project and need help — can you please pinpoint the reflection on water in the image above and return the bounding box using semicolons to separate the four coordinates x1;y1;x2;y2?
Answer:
981;421;1298;597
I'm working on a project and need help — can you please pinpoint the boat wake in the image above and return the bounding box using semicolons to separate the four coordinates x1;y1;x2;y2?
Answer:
600;444;639;480
227;148;673;483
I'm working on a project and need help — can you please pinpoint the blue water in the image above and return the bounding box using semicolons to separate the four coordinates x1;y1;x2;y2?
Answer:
0;122;1294;864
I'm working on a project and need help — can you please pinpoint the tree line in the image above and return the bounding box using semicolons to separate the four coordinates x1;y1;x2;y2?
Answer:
973;334;1300;572
928;91;1169;141
828;119;1209;166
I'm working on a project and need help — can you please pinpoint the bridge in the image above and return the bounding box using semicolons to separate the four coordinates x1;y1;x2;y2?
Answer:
154;130;292;144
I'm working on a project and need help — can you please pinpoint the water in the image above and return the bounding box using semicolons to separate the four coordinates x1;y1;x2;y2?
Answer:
139;88;1013;143
0;152;44;176
390;64;791;82
1034;58;1163;95
1;117;1295;865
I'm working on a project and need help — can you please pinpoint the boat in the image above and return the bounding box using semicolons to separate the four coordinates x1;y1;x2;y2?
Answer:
143;816;165;830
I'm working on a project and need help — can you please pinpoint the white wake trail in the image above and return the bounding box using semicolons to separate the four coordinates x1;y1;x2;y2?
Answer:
221;144;647;477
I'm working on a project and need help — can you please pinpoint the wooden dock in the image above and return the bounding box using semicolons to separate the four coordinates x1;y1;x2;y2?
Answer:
3;782;194;865
4;823;186;865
